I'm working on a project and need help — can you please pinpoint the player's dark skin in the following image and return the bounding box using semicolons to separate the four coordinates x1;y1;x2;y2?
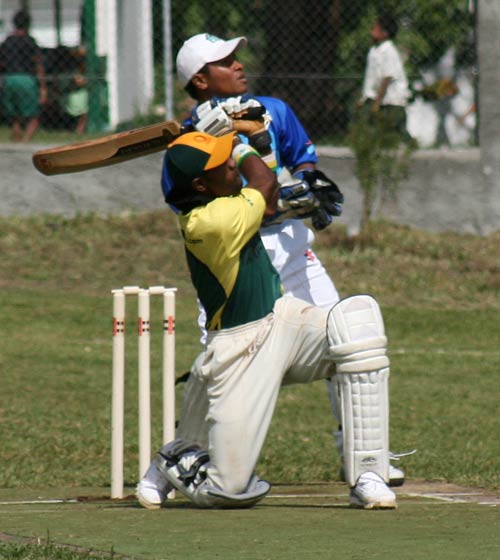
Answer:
191;54;247;102
189;53;313;176
193;149;278;218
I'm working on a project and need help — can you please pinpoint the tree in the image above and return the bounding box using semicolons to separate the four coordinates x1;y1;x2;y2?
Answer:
162;0;475;143
255;0;342;139
347;107;416;233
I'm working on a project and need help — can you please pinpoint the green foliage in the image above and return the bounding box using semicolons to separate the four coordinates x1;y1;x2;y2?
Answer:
331;0;475;141
337;0;474;75
347;105;417;232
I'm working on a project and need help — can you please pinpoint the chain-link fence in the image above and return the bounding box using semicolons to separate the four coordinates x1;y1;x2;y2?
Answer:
0;0;477;147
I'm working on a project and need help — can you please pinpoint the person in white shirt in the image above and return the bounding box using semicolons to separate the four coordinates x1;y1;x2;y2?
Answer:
360;13;412;142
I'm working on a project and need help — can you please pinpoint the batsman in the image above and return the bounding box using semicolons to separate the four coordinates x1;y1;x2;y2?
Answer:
136;34;405;509
137;130;396;509
175;33;406;487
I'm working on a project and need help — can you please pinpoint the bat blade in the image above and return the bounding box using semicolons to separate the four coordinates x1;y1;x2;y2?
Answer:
32;120;184;176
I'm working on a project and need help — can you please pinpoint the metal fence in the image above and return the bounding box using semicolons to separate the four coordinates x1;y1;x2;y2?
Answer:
0;0;477;147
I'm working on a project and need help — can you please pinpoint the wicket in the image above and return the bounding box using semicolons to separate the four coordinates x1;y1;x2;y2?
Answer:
111;285;177;499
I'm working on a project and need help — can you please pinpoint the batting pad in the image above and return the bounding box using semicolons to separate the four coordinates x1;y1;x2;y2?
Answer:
327;295;390;485
204;474;271;509
161;439;270;509
327;295;389;374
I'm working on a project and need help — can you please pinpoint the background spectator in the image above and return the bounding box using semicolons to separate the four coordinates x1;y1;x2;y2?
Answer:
63;46;88;135
358;12;412;143
0;9;47;142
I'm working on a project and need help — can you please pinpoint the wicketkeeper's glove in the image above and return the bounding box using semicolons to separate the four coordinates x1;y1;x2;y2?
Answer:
292;169;344;230
293;169;344;216
310;208;333;231
291;169;344;230
263;179;320;227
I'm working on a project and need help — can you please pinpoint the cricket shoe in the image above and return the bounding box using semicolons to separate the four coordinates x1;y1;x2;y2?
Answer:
136;460;174;510
387;463;405;487
386;449;417;487
340;462;405;487
349;472;397;509
334;431;413;487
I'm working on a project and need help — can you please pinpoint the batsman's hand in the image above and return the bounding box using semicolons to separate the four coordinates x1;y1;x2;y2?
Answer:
192;95;273;154
217;95;268;122
191;100;234;137
217;95;273;154
293;169;344;217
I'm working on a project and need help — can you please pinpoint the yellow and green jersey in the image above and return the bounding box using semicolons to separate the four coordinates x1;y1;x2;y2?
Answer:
179;188;282;330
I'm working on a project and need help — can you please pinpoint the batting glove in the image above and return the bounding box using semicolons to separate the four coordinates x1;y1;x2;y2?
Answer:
216;95;273;155
216;95;269;122
191;100;234;137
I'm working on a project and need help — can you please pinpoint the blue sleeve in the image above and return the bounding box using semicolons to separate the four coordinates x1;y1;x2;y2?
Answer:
160;152;180;213
255;96;318;170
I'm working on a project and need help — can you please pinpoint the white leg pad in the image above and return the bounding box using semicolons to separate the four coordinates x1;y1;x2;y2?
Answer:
337;368;390;486
327;295;390;485
327;295;389;374
325;376;342;425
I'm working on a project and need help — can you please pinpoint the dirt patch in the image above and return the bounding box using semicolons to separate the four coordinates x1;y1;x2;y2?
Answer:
1;481;498;508
268;480;500;506
398;480;500;505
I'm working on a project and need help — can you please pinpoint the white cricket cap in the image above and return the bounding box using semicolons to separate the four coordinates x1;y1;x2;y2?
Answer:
176;33;247;88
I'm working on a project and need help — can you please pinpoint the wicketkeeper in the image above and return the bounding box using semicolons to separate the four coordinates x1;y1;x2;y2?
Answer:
136;130;397;510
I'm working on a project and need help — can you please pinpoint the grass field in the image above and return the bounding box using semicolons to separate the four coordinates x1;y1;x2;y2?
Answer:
1;212;499;559
0;126;102;145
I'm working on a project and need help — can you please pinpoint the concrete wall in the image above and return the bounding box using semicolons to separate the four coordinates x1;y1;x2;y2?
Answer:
0;143;166;218
316;147;485;235
0;143;487;236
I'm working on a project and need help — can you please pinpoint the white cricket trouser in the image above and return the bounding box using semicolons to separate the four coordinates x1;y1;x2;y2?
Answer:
261;220;342;425
194;219;343;438
261;220;340;308
177;296;332;495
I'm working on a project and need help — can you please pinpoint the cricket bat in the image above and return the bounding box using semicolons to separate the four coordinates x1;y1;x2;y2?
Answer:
32;120;185;176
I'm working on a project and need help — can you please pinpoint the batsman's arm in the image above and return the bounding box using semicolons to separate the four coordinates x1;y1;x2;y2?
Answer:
232;143;278;217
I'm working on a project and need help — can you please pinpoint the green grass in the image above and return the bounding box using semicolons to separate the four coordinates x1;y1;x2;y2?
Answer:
1;492;499;560
0;212;499;558
0;125;104;145
1;212;499;489
0;540;111;560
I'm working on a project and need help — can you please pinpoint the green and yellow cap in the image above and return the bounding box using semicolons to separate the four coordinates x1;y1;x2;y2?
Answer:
165;131;235;190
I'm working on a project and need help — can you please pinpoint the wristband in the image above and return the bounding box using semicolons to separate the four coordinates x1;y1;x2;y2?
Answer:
231;143;260;167
261;151;278;173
